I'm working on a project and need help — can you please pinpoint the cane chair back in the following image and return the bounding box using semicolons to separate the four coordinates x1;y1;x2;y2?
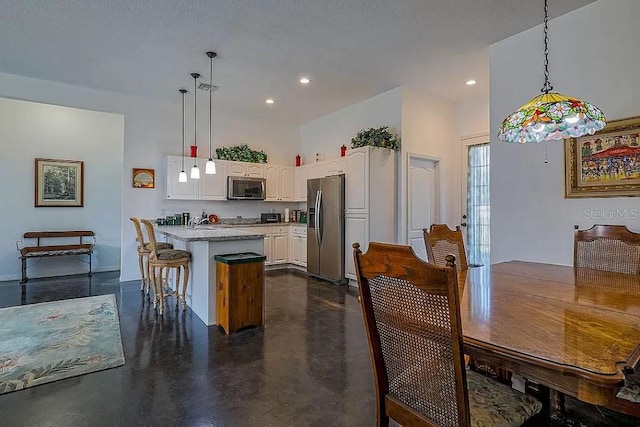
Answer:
424;224;469;271
353;242;469;426
574;225;640;275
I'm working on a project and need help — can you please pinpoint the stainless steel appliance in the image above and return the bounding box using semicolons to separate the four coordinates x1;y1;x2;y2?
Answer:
227;176;266;200
260;213;281;223
307;175;346;284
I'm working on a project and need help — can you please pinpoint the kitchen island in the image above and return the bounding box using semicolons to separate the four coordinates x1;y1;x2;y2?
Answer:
155;226;265;326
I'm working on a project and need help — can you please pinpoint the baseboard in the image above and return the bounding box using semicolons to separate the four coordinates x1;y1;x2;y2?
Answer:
0;265;119;283
265;263;307;272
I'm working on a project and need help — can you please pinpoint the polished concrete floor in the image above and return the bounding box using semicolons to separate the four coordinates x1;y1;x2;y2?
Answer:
0;271;637;426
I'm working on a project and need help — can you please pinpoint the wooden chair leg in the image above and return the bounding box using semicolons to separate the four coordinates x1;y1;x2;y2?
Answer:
138;253;146;291
150;264;158;308
175;266;181;306
181;263;189;309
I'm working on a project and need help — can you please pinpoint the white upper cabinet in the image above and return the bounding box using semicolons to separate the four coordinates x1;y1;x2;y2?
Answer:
265;165;294;202
228;161;264;178
345;148;369;212
264;165;279;201
166;155;197;200
199;159;227;200
294;166;308;202
325;157;346;176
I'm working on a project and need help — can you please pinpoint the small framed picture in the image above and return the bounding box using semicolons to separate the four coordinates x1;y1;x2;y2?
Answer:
35;158;84;207
132;168;155;189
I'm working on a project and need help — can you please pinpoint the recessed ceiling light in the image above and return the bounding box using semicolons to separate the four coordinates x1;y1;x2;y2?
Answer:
265;98;275;104
299;77;310;84
466;79;477;86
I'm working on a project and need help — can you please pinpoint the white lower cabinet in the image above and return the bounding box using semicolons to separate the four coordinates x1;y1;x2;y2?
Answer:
271;233;288;264
289;226;307;267
345;214;369;280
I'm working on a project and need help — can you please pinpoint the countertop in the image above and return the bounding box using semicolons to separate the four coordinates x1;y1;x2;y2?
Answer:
155;226;266;242
207;222;306;228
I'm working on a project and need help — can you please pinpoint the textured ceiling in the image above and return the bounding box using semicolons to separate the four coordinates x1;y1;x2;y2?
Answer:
0;0;594;125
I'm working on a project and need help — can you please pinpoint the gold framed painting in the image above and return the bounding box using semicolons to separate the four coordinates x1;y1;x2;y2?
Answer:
565;116;640;198
132;168;155;189
35;158;84;207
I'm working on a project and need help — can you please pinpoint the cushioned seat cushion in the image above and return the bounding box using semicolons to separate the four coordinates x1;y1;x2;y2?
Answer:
154;249;191;260
467;370;542;427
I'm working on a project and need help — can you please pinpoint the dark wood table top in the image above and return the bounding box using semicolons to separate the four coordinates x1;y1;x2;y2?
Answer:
459;261;640;393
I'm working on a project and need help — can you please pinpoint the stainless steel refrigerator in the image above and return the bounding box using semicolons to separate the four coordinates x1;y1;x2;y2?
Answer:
307;175;346;284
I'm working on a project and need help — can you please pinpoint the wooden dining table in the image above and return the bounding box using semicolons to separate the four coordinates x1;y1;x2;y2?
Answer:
459;261;640;417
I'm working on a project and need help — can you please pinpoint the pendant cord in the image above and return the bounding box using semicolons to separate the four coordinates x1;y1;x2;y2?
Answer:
192;73;198;166
181;91;185;171
209;56;213;160
541;0;553;94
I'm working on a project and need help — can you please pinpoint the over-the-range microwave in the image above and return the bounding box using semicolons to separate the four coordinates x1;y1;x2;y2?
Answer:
227;176;266;200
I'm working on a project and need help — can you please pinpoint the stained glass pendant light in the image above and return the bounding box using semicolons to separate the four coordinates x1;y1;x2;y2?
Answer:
498;0;606;144
190;73;201;179
205;51;217;175
178;89;188;183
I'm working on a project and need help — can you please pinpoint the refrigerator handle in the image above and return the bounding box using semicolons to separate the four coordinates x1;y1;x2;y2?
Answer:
315;190;321;247
318;190;323;245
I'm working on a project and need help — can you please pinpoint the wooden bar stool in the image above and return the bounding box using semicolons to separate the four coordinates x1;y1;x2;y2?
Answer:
130;217;173;293
140;219;191;314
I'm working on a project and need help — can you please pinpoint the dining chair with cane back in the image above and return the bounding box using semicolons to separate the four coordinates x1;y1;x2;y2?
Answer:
424;224;469;271
130;217;173;293
574;224;640;275
353;242;542;427
140;219;191;314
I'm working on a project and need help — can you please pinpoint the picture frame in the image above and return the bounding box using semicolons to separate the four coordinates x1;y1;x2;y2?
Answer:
35;158;84;207
565;115;640;198
132;168;155;189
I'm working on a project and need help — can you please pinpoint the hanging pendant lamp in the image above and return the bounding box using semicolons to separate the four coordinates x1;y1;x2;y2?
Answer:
178;89;188;183
190;73;201;179
498;0;606;144
205;51;217;175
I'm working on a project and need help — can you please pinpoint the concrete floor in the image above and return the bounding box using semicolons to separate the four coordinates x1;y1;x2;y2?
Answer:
0;270;637;426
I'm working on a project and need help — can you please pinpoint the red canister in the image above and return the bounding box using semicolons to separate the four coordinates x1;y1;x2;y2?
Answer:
295;155;301;166
190;145;198;157
340;145;347;157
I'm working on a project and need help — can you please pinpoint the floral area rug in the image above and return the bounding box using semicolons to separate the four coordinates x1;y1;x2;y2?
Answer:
0;294;125;394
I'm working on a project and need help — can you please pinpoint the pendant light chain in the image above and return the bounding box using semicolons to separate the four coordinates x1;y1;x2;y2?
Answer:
540;0;553;94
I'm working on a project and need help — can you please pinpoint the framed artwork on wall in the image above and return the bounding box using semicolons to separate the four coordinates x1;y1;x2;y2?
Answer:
132;168;155;188
565;115;640;198
35;158;84;207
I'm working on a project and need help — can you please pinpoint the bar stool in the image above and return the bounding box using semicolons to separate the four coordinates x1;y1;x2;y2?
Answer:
130;217;173;293
140;219;191;314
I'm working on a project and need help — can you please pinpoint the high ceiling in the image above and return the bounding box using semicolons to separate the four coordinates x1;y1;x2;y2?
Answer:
0;0;594;125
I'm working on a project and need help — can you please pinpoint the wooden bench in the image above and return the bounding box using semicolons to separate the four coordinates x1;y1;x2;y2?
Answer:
17;231;95;284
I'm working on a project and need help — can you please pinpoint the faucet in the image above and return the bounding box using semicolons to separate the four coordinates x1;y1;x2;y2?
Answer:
188;215;209;229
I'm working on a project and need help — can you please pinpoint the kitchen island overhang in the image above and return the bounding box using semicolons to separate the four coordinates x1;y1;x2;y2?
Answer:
155;226;265;326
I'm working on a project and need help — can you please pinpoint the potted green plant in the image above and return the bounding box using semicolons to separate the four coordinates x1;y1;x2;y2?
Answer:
215;144;268;163
350;126;400;152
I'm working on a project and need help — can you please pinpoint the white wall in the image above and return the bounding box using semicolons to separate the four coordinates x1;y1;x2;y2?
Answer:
0;72;299;282
399;87;457;241
299;86;459;244
0;98;123;281
490;0;640;265
455;96;489;139
299;87;402;164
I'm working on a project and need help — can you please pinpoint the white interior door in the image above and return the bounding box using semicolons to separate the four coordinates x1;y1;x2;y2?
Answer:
407;155;439;261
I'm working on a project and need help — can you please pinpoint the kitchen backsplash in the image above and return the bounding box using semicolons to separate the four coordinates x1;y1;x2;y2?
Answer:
159;200;303;223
